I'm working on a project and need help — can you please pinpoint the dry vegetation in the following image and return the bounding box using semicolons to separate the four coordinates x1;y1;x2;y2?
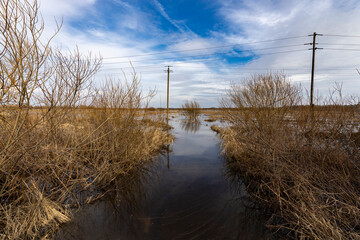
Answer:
219;73;360;239
181;100;201;120
0;1;172;239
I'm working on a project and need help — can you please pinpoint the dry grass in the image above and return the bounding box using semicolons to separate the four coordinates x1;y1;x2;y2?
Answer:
0;89;173;240
219;73;360;239
210;124;222;134
0;84;173;239
181;100;201;120
0;1;173;238
202;109;226;122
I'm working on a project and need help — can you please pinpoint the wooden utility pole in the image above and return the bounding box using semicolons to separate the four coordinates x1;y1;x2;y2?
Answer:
165;66;172;121
306;32;323;107
305;32;322;143
164;66;172;170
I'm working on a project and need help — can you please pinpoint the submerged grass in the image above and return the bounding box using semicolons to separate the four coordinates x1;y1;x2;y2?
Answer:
219;73;360;239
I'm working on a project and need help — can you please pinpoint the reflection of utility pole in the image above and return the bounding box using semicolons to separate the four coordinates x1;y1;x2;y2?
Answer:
164;66;173;122
167;144;170;169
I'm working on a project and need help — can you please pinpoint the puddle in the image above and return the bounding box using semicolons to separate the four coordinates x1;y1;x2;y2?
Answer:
56;116;270;240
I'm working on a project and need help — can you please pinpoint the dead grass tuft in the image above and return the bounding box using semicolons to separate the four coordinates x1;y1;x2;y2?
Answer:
181;100;201;120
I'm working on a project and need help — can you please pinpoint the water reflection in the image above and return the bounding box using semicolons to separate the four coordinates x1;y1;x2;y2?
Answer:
56;117;270;240
222;160;272;239
180;119;201;133
166;144;172;169
56;155;165;240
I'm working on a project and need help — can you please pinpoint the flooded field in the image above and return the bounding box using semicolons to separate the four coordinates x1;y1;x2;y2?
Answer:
56;116;269;240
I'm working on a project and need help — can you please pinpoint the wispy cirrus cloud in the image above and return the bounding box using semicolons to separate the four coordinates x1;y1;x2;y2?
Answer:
152;0;186;33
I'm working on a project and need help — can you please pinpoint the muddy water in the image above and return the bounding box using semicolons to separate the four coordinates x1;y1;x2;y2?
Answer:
56;117;269;240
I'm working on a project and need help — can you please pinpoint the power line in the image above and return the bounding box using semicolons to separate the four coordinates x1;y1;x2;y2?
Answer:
96;69;358;75
98;63;358;73
322;48;360;51
319;43;360;46
95;73;358;80
99;49;308;70
93;32;360;85
101;44;306;65
101;35;309;60
322;34;360;38
98;66;357;75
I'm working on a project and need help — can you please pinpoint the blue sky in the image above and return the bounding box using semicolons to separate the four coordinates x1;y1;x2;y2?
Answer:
40;0;360;107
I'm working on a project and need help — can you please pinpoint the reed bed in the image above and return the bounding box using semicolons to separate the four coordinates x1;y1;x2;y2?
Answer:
219;73;360;239
0;1;172;238
0;105;172;239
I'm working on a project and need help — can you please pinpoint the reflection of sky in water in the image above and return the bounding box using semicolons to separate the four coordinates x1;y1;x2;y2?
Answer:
174;117;218;158
56;116;270;240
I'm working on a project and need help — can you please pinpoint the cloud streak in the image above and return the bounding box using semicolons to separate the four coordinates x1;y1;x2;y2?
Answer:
152;0;185;33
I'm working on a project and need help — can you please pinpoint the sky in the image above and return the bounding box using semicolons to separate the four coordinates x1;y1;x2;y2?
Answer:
38;0;360;108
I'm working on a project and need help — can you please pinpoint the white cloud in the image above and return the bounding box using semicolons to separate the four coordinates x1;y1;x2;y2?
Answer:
33;0;360;107
40;0;96;19
218;0;360;97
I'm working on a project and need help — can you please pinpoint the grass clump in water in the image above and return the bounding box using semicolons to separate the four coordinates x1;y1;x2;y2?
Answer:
181;100;201;121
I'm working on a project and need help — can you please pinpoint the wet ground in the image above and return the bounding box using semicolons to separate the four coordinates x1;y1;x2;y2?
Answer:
56;116;270;240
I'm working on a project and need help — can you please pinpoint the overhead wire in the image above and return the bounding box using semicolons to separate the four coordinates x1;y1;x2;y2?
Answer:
322;34;360;38
89;34;360;81
96;71;357;76
99;49;309;71
101;35;310;60
319;43;360;46
322;48;360;51
101;44;307;65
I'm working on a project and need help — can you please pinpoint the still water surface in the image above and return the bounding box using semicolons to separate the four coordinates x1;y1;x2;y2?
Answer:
56;117;269;240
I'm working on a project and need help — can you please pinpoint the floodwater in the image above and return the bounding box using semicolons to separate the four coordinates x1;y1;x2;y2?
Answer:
56;116;270;240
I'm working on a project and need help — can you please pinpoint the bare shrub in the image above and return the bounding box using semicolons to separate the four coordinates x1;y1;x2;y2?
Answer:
181;100;201;120
220;72;360;239
0;1;172;239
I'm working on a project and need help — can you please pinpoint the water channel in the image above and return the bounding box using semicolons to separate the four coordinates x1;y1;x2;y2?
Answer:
56;116;269;239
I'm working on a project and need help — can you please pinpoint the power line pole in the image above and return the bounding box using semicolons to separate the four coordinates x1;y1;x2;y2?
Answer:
164;66;173;121
305;32;323;107
164;66;172;170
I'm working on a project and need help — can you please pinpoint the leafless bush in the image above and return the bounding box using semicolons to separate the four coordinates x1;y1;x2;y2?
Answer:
181;100;201;120
220;72;360;239
0;1;171;239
